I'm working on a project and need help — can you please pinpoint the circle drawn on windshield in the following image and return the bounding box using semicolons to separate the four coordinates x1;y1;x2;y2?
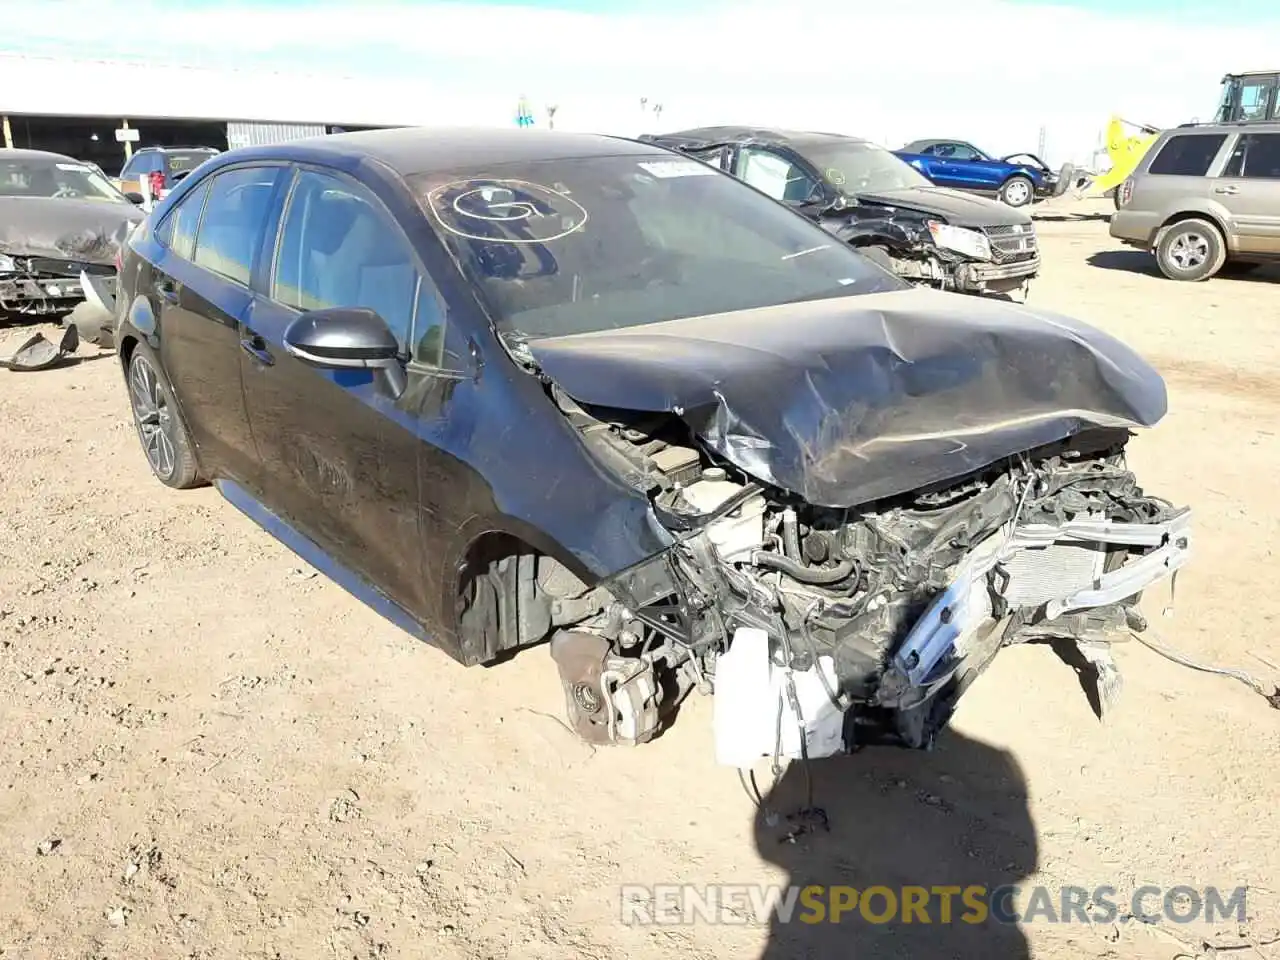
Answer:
825;168;845;186
425;178;589;244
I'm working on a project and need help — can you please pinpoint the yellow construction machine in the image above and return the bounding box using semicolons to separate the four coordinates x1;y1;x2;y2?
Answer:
1086;70;1280;204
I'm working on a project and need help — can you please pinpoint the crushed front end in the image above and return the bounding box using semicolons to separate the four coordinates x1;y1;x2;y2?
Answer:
824;214;1041;298
0;252;116;316
557;420;1188;762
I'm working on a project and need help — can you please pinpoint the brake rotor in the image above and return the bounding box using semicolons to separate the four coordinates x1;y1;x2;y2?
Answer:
549;630;660;746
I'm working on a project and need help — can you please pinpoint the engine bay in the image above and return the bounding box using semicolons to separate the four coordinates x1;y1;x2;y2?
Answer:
543;385;1192;760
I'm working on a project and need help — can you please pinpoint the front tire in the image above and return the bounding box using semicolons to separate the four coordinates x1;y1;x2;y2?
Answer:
999;175;1034;207
125;342;203;489
1155;219;1226;282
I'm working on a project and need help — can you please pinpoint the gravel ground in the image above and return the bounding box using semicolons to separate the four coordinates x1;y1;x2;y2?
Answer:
2;198;1278;960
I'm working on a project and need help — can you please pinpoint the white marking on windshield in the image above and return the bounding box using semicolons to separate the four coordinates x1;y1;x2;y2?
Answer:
425;178;588;244
637;160;718;178
781;244;831;261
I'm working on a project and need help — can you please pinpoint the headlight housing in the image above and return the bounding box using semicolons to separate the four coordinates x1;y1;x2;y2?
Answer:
927;222;992;262
0;254;15;273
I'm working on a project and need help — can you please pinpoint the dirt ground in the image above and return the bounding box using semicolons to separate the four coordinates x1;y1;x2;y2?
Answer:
2;197;1278;960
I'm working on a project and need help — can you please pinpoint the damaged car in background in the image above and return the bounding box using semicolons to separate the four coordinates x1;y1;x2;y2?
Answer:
1;148;143;343
643;127;1041;299
113;129;1191;769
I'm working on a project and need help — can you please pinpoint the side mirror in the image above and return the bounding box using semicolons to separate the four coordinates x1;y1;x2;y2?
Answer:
283;307;406;396
124;192;145;205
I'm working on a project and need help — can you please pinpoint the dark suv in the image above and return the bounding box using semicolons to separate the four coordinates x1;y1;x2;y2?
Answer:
111;128;1188;754
115;146;219;202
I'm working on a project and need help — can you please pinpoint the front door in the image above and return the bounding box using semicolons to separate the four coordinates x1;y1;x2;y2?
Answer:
734;146;824;208
1216;132;1280;255
239;166;434;613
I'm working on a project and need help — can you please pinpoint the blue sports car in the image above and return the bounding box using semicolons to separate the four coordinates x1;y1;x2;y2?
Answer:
894;139;1067;207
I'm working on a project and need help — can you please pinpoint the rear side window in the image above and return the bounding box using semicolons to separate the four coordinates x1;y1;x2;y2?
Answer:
1222;134;1280;179
1147;134;1226;176
165;151;214;177
155;179;210;260
192;167;281;286
121;153;158;178
272;169;424;352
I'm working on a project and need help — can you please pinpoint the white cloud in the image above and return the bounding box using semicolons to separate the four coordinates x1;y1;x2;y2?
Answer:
2;0;1278;163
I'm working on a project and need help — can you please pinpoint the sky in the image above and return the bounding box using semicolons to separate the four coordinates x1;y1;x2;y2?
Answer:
2;0;1279;163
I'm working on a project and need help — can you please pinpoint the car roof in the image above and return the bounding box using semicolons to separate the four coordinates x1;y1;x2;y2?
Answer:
904;138;968;147
647;126;871;150
1163;120;1280;137
136;145;219;152
212;127;665;178
0;147;84;164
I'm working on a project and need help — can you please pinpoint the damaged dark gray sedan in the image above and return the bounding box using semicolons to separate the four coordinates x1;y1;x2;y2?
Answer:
113;128;1191;764
1;149;142;317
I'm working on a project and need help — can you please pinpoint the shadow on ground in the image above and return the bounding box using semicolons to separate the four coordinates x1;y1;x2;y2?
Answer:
1087;249;1280;283
1033;210;1113;223
755;731;1036;959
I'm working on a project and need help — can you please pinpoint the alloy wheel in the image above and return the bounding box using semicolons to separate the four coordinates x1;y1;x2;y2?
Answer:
1004;180;1031;206
1168;232;1209;270
128;354;178;480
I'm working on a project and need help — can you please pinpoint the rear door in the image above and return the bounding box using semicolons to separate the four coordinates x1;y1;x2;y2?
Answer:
1215;132;1280;255
118;151;157;196
1134;131;1230;221
239;165;436;611
154;164;284;484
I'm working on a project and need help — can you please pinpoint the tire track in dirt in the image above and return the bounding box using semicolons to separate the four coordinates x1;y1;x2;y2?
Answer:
1151;355;1280;407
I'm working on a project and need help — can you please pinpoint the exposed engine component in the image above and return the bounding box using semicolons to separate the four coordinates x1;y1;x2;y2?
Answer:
539;390;1190;761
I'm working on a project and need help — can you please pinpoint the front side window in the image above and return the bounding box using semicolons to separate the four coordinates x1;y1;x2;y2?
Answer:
412;152;905;341
936;143;983;161
1147;134;1226;177
1223;134;1280;179
272;169;425;351
737;148;821;204
0;157;130;203
1238;77;1276;122
191;166;280;286
802;140;933;194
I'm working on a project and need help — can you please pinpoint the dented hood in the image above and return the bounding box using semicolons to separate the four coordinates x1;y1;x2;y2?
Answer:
0;197;143;264
526;288;1167;508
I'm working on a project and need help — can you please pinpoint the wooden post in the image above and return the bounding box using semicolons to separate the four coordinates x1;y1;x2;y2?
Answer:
2;115;13;149
121;118;133;162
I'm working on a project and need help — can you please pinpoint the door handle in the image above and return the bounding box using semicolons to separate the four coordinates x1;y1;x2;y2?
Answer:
1214;185;1239;195
154;278;179;304
240;333;274;366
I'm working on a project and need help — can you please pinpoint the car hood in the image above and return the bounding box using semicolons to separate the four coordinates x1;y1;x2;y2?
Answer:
854;186;1031;228
0;197;144;264
525;288;1166;508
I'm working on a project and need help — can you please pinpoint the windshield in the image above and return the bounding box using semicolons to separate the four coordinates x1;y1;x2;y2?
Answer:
802;142;933;194
411;154;905;339
0;158;129;203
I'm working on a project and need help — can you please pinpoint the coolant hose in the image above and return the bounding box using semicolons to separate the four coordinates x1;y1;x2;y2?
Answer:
751;550;855;585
